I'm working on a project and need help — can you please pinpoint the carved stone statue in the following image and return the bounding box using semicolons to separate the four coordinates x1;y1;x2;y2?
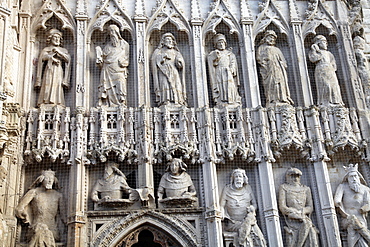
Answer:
151;33;187;106
0;166;7;247
278;168;319;247
334;164;370;247
220;169;267;247
257;30;293;106
96;24;129;107
308;35;343;106
157;158;197;208
15;170;66;246
208;33;241;105
35;29;71;106
353;36;370;105
91;162;132;204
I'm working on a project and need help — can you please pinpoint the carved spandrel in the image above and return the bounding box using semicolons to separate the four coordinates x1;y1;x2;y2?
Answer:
278;168;319;247
220;169;267;247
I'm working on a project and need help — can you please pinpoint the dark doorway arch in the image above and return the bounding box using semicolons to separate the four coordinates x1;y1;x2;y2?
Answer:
131;230;162;247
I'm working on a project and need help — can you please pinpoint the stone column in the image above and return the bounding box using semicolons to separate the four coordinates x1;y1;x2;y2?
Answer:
306;106;342;246
253;108;284;246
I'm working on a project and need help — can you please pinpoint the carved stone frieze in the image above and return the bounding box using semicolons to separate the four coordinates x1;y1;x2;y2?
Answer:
87;107;136;164
154;106;199;164
213;105;254;163
24;105;70;163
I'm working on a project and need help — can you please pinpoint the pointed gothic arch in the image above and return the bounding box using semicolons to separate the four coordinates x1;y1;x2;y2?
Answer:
91;211;199;247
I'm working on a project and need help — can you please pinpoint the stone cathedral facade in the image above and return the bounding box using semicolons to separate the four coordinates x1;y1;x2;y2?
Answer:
1;0;370;246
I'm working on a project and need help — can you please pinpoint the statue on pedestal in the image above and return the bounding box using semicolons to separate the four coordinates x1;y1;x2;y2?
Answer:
96;24;129;106
308;35;343;106
278;168;319;247
151;33;187;106
208;34;241;105
220;168;266;247
257;30;293;106
353;36;370;106
334;164;370;247
35;29;71;106
15;170;66;247
157;158;197;208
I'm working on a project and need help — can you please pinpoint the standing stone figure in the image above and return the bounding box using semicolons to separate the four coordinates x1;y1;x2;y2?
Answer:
35;29;71;106
96;24;129;106
0;166;7;247
151;33;187;106
334;164;370;247
353;36;370;105
208;33;241;105
220;169;267;247
256;30;293;106
91;162;132;202
278;168;319;247
15;170;66;246
157;158;196;201
308;35;343;106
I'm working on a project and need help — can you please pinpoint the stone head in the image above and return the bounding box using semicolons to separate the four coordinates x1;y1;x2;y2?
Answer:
262;30;277;45
166;158;187;175
213;34;227;50
30;169;59;190
230;169;248;189
108;24;122;40
161;33;177;49
285;167;302;185
343;163;366;185
313;35;328;50
47;29;63;46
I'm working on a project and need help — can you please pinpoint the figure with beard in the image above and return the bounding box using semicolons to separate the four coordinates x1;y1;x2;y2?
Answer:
278;168;319;247
208;33;241;105
96;24;129;106
15;170;66;247
353;36;370;106
91;162;131;202
334;164;370;247
220;169;267;247
157;159;196;201
151;33;187;106
256;30;293;106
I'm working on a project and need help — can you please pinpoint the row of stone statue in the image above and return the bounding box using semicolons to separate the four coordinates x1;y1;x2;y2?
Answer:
9;161;370;246
36;25;350;108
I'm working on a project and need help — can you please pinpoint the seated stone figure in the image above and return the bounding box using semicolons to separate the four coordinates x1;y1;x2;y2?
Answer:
220;169;267;247
157;158;197;208
15;170;66;247
334;164;370;247
91;162;134;209
278;168;319;247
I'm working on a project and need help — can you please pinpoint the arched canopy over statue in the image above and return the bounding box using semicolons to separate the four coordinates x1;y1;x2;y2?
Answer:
208;33;241;105
35;29;71;107
151;33;187;106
